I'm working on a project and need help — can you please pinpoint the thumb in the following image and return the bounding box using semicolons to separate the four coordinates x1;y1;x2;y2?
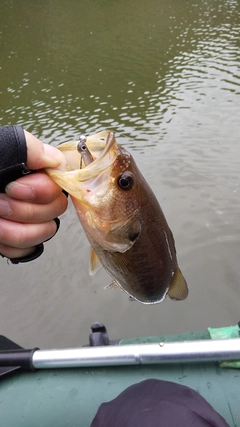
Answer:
24;130;65;170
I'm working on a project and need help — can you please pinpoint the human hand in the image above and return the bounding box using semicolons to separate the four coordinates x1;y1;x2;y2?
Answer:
0;131;68;261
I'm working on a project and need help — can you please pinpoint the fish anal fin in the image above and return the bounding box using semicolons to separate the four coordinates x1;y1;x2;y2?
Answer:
167;267;188;301
89;248;102;276
104;281;122;290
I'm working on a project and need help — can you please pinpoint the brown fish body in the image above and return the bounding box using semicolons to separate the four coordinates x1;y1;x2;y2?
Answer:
46;131;188;304
78;154;177;303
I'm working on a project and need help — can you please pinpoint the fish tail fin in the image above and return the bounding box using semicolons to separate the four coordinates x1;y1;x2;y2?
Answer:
167;267;188;301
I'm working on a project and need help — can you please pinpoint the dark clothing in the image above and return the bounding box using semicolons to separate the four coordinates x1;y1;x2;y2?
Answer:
91;379;229;427
0;126;27;193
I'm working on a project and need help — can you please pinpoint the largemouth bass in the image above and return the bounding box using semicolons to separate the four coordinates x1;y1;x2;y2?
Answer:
46;130;188;304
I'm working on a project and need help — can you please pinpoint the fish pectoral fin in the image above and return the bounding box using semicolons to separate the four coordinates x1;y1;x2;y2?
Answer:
84;218;133;253
167;267;189;301
89;216;141;253
89;248;102;276
103;218;141;253
104;281;122;290
126;220;141;244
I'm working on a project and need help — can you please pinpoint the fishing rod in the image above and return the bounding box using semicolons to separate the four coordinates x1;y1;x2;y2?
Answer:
0;338;239;370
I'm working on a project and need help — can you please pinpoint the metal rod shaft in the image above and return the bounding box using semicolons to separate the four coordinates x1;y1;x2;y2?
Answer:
32;338;240;369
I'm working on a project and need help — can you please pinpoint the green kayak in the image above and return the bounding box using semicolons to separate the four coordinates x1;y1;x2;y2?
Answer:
0;324;239;427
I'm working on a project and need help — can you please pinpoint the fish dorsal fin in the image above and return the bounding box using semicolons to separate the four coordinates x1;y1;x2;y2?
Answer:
104;281;122;290
167;267;188;301
89;248;102;276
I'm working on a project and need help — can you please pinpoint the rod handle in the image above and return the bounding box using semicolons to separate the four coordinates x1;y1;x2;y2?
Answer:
0;348;39;370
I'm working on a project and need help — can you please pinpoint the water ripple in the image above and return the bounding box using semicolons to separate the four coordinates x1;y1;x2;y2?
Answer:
0;0;240;345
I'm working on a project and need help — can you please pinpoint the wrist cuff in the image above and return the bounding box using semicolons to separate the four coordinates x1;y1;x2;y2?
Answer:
0;125;28;193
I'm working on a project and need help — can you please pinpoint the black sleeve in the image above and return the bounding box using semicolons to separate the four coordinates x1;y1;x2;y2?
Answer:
0;125;28;193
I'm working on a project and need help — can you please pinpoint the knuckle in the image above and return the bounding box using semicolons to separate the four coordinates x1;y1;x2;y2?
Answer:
22;204;34;222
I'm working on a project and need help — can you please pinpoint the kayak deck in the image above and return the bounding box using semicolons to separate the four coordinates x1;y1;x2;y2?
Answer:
0;327;239;427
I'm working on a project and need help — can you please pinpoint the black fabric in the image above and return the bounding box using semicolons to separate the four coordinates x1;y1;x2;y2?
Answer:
0;125;27;193
91;379;229;427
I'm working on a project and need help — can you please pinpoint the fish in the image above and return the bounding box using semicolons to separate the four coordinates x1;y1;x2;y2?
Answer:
46;130;188;304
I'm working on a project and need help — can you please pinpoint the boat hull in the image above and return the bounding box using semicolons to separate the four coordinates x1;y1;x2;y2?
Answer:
0;329;239;427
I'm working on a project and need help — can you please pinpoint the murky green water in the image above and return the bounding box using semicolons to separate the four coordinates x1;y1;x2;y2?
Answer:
0;0;240;348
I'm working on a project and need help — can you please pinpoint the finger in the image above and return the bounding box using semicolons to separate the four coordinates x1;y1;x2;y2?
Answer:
0;243;36;260
0;218;58;248
5;172;63;203
24;130;65;170
0;192;68;223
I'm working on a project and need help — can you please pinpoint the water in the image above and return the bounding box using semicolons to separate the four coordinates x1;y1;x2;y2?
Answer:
0;0;240;348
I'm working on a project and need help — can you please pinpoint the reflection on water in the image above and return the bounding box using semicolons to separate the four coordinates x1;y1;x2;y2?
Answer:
0;0;240;348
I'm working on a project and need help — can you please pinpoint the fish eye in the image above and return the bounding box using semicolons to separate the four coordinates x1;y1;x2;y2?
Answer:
117;172;134;190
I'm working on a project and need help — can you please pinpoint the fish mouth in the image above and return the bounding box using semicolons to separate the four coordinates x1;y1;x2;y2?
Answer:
56;130;117;176
45;130;118;199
